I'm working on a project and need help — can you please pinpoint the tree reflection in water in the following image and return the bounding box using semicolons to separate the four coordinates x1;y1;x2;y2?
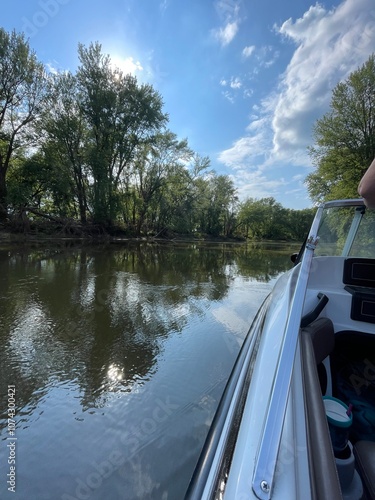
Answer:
0;241;297;499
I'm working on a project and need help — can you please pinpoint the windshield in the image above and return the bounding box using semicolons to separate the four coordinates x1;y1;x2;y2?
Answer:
314;203;375;258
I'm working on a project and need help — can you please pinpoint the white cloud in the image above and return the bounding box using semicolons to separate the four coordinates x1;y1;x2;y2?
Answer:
277;4;327;43
243;45;256;58
214;21;239;46
229;168;288;201
222;90;235;103
215;0;240;22
220;77;246;102
255;45;280;69
218;124;270;167
220;76;242;89
218;0;375;206
243;46;280;76
46;62;59;75
230;77;242;89
110;55;143;76
264;50;280;68
272;0;375;156
213;0;241;46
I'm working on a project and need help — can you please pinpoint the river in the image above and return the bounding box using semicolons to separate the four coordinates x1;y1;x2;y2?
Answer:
0;241;298;500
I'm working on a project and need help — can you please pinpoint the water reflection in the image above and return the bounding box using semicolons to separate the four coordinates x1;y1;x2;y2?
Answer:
0;241;296;499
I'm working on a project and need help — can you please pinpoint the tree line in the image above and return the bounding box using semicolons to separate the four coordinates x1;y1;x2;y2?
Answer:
306;54;375;202
0;28;315;240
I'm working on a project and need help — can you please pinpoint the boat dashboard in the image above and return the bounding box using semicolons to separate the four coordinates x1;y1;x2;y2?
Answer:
304;255;375;334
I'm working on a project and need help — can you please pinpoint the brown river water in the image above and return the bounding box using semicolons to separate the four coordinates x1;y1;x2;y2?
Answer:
0;241;297;500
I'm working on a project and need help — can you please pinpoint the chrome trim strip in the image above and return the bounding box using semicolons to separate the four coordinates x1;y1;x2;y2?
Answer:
185;295;271;500
252;206;324;500
322;198;364;208
201;300;269;499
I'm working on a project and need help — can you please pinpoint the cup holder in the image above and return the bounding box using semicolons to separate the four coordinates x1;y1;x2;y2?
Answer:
334;444;351;460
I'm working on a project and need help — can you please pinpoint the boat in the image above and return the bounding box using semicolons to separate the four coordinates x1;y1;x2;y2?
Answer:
186;199;375;500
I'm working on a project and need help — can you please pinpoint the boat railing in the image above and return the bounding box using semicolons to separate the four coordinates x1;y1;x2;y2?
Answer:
252;205;324;499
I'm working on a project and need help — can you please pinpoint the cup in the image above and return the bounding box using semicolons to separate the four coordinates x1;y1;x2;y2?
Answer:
323;396;353;453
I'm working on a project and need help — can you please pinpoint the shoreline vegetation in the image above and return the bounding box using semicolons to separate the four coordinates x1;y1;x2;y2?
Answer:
0;198;315;243
0;202;311;245
0;227;275;244
0;29;314;244
0;219;302;246
1;29;374;245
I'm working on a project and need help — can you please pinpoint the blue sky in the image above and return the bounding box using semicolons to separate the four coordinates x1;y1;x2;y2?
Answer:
3;0;375;208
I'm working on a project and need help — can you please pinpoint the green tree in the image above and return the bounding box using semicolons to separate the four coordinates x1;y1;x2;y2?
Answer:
7;153;53;211
0;28;47;221
307;54;375;203
130;130;192;235
237;197;313;241
237;198;278;239
199;174;238;236
237;198;263;239
77;42;167;225
148;163;192;234
151;155;210;235
283;207;315;241
41;72;89;222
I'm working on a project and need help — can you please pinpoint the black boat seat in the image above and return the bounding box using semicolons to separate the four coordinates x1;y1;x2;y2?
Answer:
353;441;375;500
301;317;335;364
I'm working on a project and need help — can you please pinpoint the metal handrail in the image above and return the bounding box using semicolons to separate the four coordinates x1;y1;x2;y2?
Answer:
322;198;364;208
252;205;324;499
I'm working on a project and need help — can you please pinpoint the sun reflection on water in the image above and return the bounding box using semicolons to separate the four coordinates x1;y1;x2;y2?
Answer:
106;363;125;390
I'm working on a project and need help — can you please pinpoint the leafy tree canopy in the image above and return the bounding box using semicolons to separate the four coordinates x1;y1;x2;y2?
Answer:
0;28;315;241
0;28;47;220
307;54;375;203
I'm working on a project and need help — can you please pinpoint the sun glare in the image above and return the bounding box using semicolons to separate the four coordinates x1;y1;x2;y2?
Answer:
110;55;143;76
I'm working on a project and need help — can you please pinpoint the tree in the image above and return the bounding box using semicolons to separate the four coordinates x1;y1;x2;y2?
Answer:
41;72;89;222
283;207;315;241
156;164;193;233
130;130;192;235
76;42;168;225
199;175;238;236
237;198;279;239
7;153;54;211
237;197;314;241
307;54;375;203
0;28;47;221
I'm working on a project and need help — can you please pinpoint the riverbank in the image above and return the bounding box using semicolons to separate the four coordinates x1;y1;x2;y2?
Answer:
0;227;302;247
0;228;248;246
0;222;248;244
